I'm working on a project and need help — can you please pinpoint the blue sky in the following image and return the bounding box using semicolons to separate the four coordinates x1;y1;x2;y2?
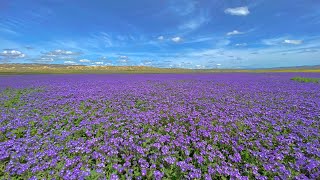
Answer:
0;0;319;68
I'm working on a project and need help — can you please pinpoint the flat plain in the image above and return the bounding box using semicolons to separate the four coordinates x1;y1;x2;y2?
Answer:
0;71;320;179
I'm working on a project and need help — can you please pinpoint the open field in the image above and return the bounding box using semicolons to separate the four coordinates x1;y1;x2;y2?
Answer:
0;64;320;74
0;73;319;179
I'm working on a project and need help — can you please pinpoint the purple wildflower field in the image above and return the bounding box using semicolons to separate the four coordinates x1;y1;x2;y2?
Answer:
0;73;319;180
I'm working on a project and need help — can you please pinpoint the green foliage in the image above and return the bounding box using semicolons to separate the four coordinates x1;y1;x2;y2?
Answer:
73;116;84;126
236;121;249;132
281;127;292;134
283;155;295;164
73;128;87;139
85;170;102;180
1;87;42;109
30;128;38;136
134;99;147;111
12;127;26;138
0;131;7;142
240;150;255;164
291;76;319;83
216;142;234;155
0;156;9;177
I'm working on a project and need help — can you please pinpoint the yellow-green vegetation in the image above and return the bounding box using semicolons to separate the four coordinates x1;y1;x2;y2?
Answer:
0;64;320;74
291;76;319;83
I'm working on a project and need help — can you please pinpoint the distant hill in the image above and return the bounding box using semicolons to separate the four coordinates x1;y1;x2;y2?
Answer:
268;65;320;70
0;63;319;74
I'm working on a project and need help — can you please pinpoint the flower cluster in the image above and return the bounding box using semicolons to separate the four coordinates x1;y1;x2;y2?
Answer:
0;73;319;179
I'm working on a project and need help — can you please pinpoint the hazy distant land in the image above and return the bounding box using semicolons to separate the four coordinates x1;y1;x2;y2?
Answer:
0;63;320;74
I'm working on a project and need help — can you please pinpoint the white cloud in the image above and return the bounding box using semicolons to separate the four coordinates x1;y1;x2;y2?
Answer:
44;49;81;56
94;61;104;65
117;55;129;63
60;56;76;61
172;37;320;68
118;59;128;63
39;57;54;62
29;57;54;63
79;59;91;63
64;61;77;64
172;36;182;43
235;43;247;46
262;37;303;46
40;49;81;62
227;30;244;36
97;56;113;63
262;37;285;46
99;56;108;60
283;39;303;45
0;49;25;58
158;36;164;40
119;55;128;59
224;7;250;16
141;60;153;66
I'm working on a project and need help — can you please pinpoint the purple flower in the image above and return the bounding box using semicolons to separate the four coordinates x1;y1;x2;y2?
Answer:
153;170;164;180
141;169;147;176
164;156;176;165
110;174;119;180
1;73;319;179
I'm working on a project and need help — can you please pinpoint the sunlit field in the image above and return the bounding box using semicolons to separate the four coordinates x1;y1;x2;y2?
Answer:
0;73;319;179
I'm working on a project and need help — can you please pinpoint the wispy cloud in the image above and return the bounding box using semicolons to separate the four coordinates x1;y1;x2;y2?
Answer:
184;36;214;43
283;39;303;45
262;37;286;46
44;49;81;56
299;9;320;25
226;30;244;36
28;57;54;64
235;43;247;47
25;46;34;50
224;7;250;16
216;39;230;47
0;17;26;34
141;59;153;66
298;49;318;53
168;0;197;16
172;37;182;43
262;37;304;46
178;12;209;32
99;32;113;47
157;36;164;40
0;26;20;36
